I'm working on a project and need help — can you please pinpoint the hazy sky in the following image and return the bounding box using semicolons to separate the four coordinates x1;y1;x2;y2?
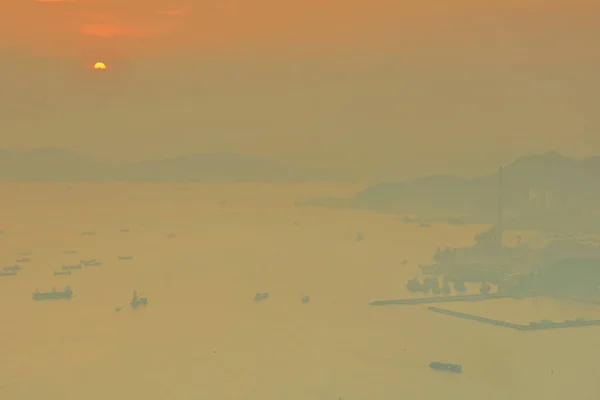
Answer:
1;0;599;178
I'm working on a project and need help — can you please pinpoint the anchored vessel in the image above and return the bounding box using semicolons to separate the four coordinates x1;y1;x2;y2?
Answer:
429;362;462;373
32;286;73;301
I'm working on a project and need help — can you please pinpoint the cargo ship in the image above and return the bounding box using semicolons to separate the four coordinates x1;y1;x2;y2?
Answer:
429;362;462;373
54;271;72;276
32;286;73;301
3;265;21;271
0;271;17;277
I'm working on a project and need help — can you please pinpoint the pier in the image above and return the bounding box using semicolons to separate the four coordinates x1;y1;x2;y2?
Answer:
369;293;512;306
428;306;600;331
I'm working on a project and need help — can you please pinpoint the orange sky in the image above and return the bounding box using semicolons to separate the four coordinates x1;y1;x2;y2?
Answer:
3;0;596;60
1;0;600;178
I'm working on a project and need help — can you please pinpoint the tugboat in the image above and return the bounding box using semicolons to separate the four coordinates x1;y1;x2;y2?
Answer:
453;281;467;293
32;286;73;301
406;278;421;292
480;282;491;295
429;362;462;373
440;280;451;295
130;290;148;310
423;277;440;293
254;292;269;302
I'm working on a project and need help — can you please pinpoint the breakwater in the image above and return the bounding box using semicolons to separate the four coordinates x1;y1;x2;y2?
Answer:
428;306;600;331
369;293;512;306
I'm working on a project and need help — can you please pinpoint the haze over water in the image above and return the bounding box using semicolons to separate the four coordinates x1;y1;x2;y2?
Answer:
0;182;598;399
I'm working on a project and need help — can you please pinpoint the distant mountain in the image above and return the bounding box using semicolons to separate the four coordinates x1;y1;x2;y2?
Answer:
121;152;352;182
0;148;118;181
0;148;353;182
303;151;600;232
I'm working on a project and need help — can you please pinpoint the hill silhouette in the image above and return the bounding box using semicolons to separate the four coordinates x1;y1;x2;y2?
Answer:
303;151;600;233
0;148;353;182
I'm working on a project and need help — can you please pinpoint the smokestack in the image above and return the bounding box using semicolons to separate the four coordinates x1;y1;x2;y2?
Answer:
497;167;503;247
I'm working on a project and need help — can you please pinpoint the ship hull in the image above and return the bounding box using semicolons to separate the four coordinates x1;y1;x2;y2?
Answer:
32;293;72;301
429;362;462;373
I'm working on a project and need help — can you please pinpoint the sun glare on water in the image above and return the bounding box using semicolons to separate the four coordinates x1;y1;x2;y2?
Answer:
93;62;107;70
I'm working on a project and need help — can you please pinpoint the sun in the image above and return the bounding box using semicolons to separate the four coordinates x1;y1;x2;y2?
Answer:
93;62;107;70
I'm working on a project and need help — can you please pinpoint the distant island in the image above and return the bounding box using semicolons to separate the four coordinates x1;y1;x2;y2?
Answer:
301;152;600;234
0;148;354;183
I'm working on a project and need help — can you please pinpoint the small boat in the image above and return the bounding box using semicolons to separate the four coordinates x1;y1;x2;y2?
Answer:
64;250;78;254
16;257;32;263
20;251;34;256
429;362;462;373
254;292;269;302
80;259;102;266
62;264;82;270
3;265;21;271
84;261;103;267
54;271;72;276
130;290;148;309
32;286;73;301
120;228;130;233
81;231;97;236
118;256;133;261
0;271;17;277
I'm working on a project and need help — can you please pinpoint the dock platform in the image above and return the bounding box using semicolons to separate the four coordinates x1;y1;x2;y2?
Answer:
428;306;600;331
369;293;512;306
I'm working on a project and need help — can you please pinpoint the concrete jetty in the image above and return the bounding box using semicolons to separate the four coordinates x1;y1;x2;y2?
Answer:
369;293;512;306
428;306;600;331
549;295;600;306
